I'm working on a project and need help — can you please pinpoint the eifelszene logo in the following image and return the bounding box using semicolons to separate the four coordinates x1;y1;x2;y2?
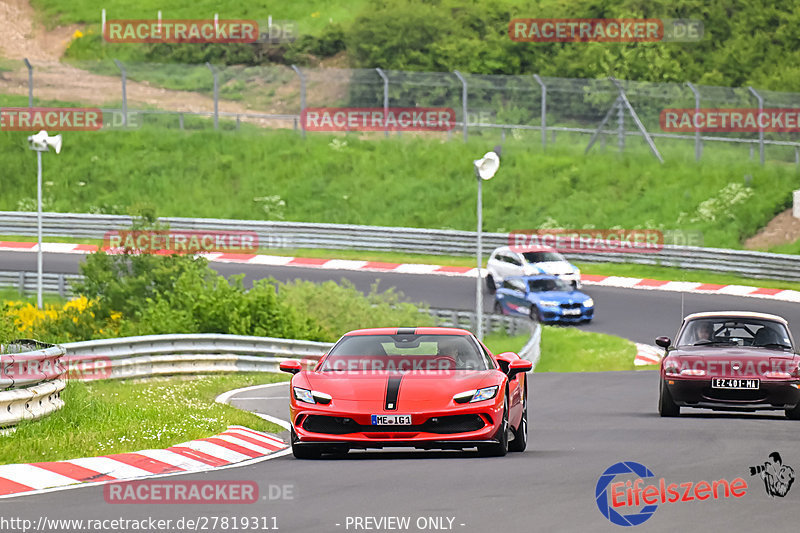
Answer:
749;452;795;498
595;461;747;527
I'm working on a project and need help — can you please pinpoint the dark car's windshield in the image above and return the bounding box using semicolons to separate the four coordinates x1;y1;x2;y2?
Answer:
528;278;572;292
676;318;793;349
523;251;565;263
322;334;490;371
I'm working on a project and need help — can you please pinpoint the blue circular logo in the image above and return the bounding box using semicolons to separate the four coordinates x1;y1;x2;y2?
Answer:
595;461;658;526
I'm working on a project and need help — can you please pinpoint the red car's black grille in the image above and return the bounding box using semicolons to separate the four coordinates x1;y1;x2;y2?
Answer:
701;388;767;402
302;414;485;435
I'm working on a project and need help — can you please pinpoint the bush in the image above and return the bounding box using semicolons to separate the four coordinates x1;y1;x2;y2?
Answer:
278;279;434;341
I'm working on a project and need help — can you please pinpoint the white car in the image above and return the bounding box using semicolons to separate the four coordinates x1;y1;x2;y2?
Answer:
485;245;581;292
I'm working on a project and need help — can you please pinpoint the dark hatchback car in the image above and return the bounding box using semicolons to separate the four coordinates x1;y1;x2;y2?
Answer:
656;311;800;419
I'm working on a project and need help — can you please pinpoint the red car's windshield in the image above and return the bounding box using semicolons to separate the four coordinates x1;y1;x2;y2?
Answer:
321;334;490;371
676;318;793;349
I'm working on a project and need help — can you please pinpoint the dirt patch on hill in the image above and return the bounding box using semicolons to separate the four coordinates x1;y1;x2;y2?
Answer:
744;208;800;250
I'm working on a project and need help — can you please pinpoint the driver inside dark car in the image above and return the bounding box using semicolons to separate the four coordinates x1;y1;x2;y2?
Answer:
693;322;715;344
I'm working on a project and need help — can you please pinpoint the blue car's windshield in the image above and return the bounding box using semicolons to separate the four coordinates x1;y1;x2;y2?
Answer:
528;278;572;292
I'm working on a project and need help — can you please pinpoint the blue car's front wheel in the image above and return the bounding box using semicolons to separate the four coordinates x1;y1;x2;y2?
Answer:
529;305;542;323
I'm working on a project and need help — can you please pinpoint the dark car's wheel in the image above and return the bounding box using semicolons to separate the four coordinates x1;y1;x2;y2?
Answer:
494;301;505;315
479;394;509;457
486;275;497;294
658;380;680;417
291;427;322;459
785;404;800;420
508;394;527;452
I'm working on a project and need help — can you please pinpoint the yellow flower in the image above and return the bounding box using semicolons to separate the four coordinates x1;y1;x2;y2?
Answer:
311;11;320;18
73;30;84;39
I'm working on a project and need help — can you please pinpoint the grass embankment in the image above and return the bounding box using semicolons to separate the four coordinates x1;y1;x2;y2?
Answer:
0;373;288;464
536;326;637;373
1;113;797;251
485;327;638;373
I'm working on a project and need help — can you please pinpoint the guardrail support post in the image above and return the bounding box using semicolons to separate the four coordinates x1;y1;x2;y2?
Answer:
206;62;219;130
453;70;468;142
376;68;389;138
748;86;765;166
18;272;25;297
113;59;128;127
533;74;546;149
686;82;702;161
58;274;66;298
291;65;306;138
23;58;33;107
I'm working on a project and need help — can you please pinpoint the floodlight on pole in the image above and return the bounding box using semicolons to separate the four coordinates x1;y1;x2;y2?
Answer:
27;130;62;309
473;149;500;341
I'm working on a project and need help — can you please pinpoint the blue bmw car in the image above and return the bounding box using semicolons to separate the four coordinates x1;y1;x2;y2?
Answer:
493;275;594;323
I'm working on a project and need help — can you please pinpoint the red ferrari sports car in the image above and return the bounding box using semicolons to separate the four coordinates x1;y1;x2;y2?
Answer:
279;327;532;458
657;311;800;418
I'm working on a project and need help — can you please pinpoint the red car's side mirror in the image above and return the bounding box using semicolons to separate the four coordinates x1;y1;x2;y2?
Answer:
655;337;671;349
280;359;303;374
508;359;533;378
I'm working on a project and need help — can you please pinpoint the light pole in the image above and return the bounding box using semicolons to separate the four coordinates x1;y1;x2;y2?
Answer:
473;149;500;340
26;130;62;309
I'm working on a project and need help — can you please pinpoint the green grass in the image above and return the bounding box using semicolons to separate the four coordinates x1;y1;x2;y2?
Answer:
536;326;637;372
0;288;68;307
2;123;797;251
0;373;289;464
482;332;529;355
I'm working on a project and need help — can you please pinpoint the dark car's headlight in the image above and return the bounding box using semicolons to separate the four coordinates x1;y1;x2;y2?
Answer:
453;386;499;404
293;387;332;404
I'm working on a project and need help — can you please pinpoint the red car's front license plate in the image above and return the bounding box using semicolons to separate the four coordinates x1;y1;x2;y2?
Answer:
711;378;760;389
371;414;412;425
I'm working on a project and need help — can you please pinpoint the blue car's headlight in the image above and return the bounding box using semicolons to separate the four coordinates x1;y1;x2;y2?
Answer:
539;300;560;307
583;298;594;307
454;386;499;404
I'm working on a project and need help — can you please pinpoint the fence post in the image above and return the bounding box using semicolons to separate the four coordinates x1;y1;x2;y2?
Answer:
58;274;66;298
23;58;33;107
113;59;128;127
17;272;25;297
686;82;702;161
533;74;546;149
291;65;306;138
748;86;765;166
453;70;468;142
206;62;219;130
375;68;389;138
101;9;106;37
617;98;625;153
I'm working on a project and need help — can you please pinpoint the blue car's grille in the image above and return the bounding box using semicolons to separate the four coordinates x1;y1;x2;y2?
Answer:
560;303;582;309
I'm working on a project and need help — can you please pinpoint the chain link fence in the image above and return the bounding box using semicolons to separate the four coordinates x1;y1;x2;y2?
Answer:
4;57;800;164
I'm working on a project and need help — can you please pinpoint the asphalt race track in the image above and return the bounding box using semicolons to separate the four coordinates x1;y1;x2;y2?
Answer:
2;250;800;531
5;249;800;343
6;374;800;532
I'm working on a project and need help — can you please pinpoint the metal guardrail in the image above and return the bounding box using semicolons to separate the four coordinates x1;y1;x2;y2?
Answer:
0;341;67;426
0;271;79;298
62;324;539;380
3;212;800;281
